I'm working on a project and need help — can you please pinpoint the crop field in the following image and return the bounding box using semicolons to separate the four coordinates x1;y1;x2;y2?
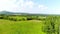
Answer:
0;15;60;34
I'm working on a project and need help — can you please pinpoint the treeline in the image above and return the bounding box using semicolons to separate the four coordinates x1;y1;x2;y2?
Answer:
42;16;60;34
0;15;46;21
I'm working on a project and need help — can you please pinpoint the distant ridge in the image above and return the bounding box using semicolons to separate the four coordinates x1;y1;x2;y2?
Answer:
0;11;60;16
0;11;14;15
0;11;29;15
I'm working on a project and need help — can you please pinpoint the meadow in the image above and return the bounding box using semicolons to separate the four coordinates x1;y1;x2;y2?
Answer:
0;14;59;34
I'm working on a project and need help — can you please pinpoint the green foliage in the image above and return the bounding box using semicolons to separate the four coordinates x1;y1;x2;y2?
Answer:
42;16;59;34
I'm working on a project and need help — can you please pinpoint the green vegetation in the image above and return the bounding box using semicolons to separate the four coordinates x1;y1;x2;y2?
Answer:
0;14;60;34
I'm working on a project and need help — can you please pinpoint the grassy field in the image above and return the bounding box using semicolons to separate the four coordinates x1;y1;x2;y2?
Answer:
0;15;59;34
0;19;46;34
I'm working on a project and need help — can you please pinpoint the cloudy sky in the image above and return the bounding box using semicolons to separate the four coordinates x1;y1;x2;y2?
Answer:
0;0;60;14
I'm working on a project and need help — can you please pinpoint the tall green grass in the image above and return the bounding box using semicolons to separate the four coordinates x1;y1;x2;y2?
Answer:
0;19;45;34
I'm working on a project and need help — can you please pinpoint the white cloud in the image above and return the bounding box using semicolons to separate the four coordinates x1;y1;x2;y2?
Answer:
25;1;34;8
0;0;20;12
0;0;48;13
38;5;48;11
48;9;60;14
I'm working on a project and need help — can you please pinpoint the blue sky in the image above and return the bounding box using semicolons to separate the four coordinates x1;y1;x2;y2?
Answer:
0;0;60;14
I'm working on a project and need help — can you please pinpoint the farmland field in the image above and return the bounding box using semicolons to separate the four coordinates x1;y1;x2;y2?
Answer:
0;15;59;34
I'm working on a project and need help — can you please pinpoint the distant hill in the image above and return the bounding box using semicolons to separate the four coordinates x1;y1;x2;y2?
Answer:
0;11;29;15
0;11;14;15
0;11;60;16
0;11;45;16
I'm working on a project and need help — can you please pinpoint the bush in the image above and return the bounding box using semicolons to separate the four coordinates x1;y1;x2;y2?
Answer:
27;17;32;20
0;16;4;19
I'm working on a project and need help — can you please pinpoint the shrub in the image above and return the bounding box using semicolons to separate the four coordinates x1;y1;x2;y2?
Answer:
27;17;32;20
0;16;4;19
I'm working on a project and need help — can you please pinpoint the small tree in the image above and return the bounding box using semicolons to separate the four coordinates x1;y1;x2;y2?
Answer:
42;16;56;34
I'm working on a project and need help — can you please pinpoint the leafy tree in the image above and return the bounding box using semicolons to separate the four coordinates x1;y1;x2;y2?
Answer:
42;16;57;34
